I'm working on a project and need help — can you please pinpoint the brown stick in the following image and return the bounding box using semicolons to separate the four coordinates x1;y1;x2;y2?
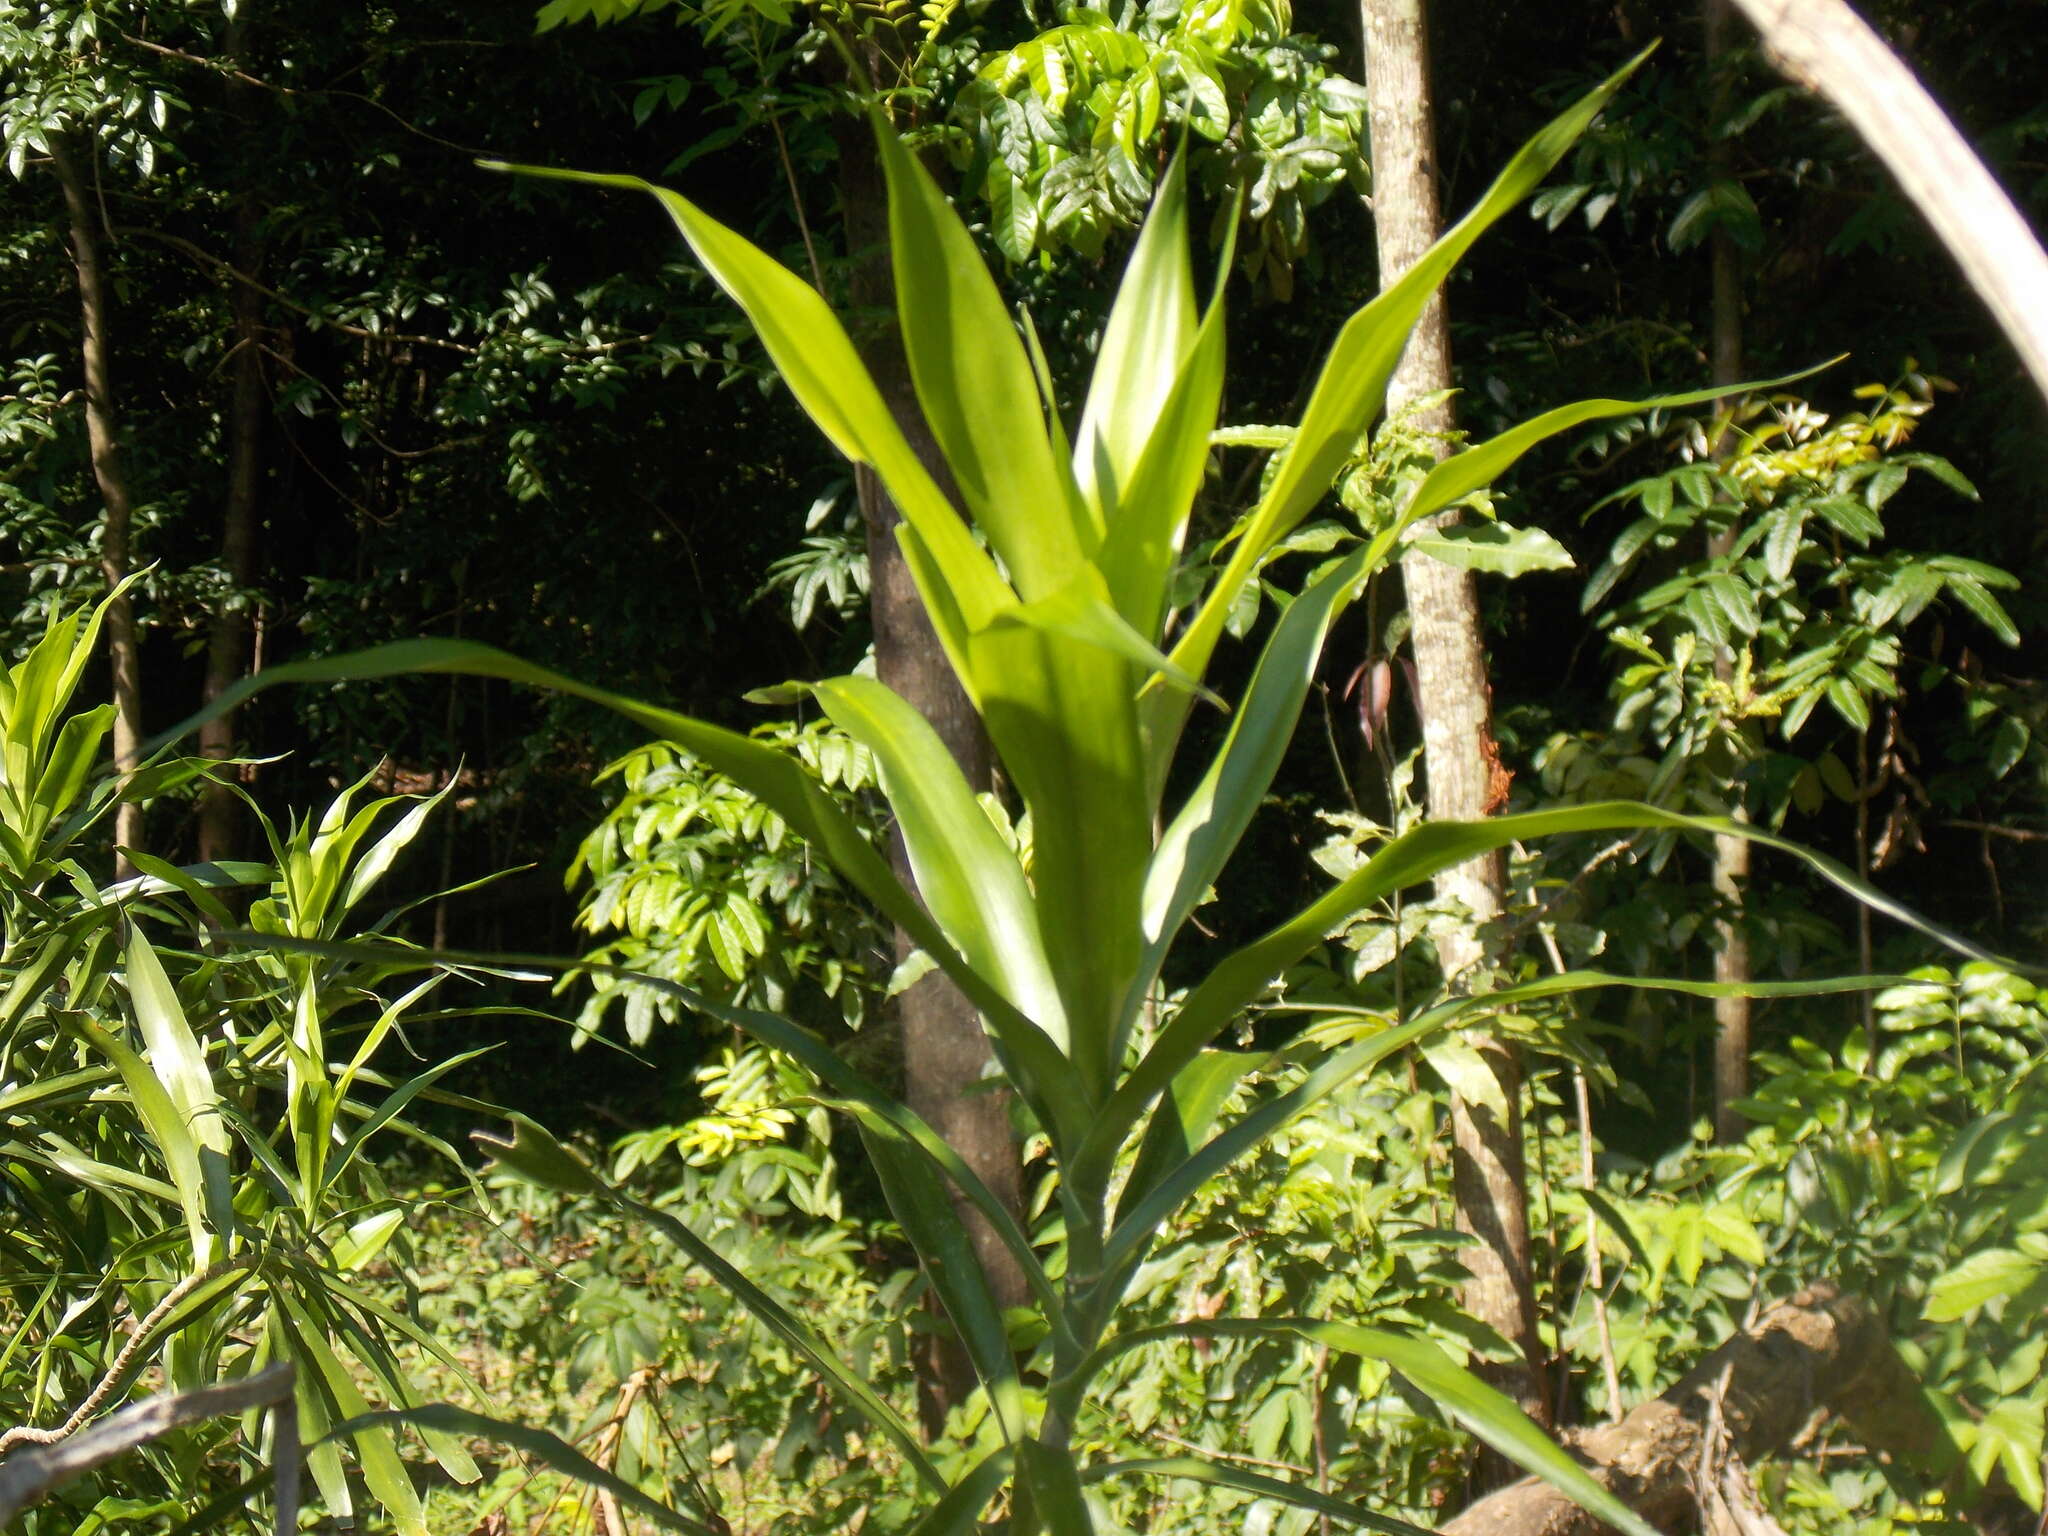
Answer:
1727;0;2048;407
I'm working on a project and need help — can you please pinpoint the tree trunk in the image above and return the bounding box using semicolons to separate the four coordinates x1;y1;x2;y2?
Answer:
197;18;268;866
1442;1284;1944;1536
836;121;1031;1437
1362;0;1548;1471
198;201;267;866
50;135;145;875
1705;0;1753;1146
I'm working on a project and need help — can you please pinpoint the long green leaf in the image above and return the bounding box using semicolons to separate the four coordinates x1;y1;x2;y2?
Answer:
812;676;1068;1050
279;1292;426;1536
1098;1013;1446;1290
125;931;233;1247
1401;364;1834;528
1082;1458;1435;1536
1095;967;1914;1299
1160;48;1655;721
1102;272;1231;670
1110;1049;1261;1228
904;1449;1015;1536
860;1127;1027;1442
483;161;1014;633
982;570;1223;707
1075;150;1198;529
150;639;1070;1125
475;1114;947;1495
1139;543;1377;1004
326;1047;493;1195
875;118;1094;594
70;1012;218;1263
966;612;1153;1102
1089;799;2011;1186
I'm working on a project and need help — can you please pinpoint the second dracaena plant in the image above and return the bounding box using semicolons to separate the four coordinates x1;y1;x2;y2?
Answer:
193;52;1954;1536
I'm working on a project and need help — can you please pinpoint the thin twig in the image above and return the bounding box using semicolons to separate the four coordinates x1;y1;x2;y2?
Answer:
114;225;480;355
0;1261;250;1454
1143;1427;1315;1479
118;32;492;158
767;108;826;295
0;1363;295;1526
1943;819;2048;843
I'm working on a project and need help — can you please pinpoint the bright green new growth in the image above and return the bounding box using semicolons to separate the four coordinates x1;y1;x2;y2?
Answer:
176;46;2002;1535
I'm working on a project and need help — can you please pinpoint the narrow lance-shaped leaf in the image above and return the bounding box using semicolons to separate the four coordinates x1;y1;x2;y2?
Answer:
482;161;1014;634
151;639;1078;1142
1082;1459;1432;1536
278;1293;427;1536
875;117;1098;592
903;1450;1015;1536
1158;47;1658;738
1399;363;1834;530
1075;149;1198;527
966;609;1152;1102
812;676;1068;1051
1094;969;1917;1296
861;1127;1028;1443
325;1405;722;1536
1100;270;1229;654
1081;800;2017;1191
124;929;234;1256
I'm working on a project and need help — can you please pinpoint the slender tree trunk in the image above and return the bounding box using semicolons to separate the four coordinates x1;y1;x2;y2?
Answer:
1705;0;1753;1146
50;135;145;874
836;121;1030;1437
198;20;268;866
1362;0;1548;1474
198;202;267;865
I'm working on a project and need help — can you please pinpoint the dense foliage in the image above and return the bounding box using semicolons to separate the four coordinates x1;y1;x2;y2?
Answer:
0;0;2043;1532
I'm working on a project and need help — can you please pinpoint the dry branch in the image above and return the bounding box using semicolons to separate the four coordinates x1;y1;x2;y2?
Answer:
1728;0;2048;407
0;1361;297;1530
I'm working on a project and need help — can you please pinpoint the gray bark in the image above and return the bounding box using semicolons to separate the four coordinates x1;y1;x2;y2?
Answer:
1705;0;1752;1146
1362;0;1548;1471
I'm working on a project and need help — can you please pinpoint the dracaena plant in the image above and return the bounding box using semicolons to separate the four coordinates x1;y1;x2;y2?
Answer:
183;51;1991;1536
